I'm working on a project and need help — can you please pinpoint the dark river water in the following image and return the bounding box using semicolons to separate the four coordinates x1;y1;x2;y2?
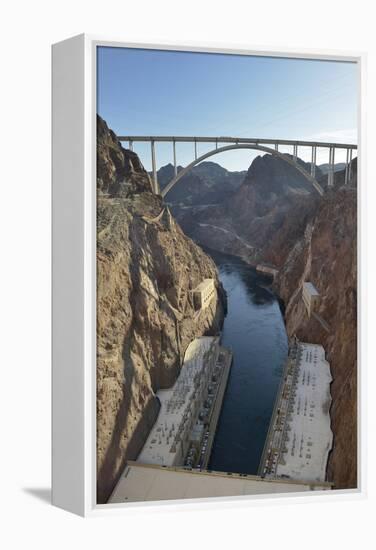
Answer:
207;249;288;475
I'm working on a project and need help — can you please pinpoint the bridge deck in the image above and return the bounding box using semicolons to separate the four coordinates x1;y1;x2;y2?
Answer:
118;135;357;149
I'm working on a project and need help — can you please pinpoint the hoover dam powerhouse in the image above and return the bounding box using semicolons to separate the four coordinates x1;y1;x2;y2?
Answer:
110;253;333;503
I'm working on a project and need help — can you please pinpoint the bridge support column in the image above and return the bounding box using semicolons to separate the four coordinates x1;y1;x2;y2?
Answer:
194;139;198;160
348;148;353;184
151;140;159;194
275;143;279;152
328;146;335;188
311;146;317;178
128;139;133;151
293;144;298;161
173;140;177;177
345;149;350;185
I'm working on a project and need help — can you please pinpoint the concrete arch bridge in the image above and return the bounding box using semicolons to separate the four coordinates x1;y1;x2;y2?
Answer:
118;135;357;198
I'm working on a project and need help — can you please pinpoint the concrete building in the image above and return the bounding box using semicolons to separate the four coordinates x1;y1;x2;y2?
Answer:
137;337;220;467
302;282;320;317
259;341;333;483
108;462;331;503
193;279;216;310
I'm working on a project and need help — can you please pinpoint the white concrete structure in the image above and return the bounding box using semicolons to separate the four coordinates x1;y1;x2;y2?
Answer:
302;282;320;317
137;337;220;467
261;342;333;483
193;279;216;310
109;462;331;503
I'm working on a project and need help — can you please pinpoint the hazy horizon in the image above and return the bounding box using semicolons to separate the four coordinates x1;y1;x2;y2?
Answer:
97;47;358;171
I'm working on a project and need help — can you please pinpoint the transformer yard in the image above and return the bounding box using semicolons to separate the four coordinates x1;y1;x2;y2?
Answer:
259;339;333;483
109;332;334;503
138;336;232;470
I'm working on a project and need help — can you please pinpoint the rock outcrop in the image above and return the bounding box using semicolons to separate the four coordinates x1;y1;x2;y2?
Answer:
271;165;357;489
96;116;225;503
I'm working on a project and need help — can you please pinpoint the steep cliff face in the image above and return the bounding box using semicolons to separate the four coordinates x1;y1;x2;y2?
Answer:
96;116;225;503
272;165;357;489
231;155;319;248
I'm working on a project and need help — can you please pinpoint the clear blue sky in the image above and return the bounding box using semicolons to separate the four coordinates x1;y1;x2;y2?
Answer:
97;46;358;171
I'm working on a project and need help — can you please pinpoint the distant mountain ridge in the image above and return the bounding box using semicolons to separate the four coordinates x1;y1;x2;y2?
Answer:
172;154;322;262
319;162;346;174
155;161;246;205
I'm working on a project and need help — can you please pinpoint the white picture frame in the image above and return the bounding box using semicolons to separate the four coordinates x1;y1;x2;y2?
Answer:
52;34;366;517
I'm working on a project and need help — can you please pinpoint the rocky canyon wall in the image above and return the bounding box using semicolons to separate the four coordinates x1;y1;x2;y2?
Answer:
272;169;357;489
96;116;225;503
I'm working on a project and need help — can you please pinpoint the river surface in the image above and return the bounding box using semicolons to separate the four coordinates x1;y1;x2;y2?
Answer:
207;249;288;475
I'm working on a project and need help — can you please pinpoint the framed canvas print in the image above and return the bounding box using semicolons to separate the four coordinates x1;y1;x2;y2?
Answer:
52;34;364;516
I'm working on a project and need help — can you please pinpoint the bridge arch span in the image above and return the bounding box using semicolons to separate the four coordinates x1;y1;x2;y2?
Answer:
160;143;324;198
